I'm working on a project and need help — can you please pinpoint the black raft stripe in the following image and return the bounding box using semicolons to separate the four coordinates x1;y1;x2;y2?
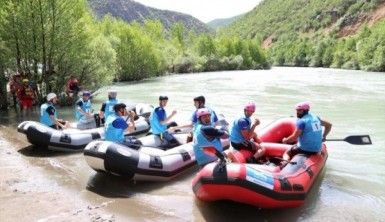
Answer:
133;161;196;178
126;129;150;136
84;149;107;159
91;132;101;140
47;142;85;151
192;177;306;201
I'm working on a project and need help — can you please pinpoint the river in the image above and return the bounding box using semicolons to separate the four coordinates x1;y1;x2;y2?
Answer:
1;67;384;221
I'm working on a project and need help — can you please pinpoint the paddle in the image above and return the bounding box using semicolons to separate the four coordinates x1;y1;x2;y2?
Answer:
202;147;226;162
326;135;372;145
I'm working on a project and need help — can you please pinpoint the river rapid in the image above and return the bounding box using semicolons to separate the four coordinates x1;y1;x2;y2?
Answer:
1;67;384;221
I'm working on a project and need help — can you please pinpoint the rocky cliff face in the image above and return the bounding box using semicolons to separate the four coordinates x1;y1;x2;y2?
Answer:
88;0;212;33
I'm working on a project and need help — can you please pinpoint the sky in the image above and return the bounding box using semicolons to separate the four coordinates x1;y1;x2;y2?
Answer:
134;0;262;23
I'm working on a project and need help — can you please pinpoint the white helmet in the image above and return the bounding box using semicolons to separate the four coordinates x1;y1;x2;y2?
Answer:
46;93;57;102
108;89;117;98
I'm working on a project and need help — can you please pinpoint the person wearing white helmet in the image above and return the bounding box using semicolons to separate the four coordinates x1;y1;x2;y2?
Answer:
99;89;119;125
40;93;69;129
282;101;332;161
193;108;229;168
228;102;265;163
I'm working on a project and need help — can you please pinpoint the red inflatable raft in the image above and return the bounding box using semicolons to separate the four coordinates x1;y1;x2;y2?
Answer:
192;117;328;208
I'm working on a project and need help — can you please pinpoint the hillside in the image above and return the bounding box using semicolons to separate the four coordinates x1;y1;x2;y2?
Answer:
88;0;211;33
224;0;385;44
222;0;385;72
207;14;242;29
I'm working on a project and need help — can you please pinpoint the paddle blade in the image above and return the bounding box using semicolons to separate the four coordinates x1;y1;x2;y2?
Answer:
345;135;372;145
202;147;218;157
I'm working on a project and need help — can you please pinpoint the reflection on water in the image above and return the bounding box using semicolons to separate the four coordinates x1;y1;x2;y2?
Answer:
1;67;385;221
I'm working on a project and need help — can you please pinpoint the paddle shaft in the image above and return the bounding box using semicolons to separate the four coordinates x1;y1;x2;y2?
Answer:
326;135;372;145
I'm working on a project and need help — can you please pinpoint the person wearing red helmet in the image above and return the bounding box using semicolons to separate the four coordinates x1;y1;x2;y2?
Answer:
282;101;332;161
193;108;229;168
229;102;265;163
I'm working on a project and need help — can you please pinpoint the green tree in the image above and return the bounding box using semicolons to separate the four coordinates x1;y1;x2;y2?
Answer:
197;34;217;57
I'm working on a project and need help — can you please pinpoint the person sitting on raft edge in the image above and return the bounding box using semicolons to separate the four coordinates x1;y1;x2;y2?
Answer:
282;101;332;161
104;103;136;146
149;95;180;149
193;108;229;168
40;93;70;130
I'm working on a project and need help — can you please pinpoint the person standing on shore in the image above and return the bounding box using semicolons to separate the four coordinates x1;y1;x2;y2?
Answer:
18;79;35;116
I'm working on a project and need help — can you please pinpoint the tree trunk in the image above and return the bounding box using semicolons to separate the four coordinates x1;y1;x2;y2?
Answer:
38;0;48;93
0;64;8;110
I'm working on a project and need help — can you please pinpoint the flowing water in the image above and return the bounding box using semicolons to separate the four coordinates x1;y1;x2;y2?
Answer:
1;67;384;221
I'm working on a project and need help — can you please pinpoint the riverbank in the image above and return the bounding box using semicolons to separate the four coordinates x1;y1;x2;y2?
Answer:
0;125;114;222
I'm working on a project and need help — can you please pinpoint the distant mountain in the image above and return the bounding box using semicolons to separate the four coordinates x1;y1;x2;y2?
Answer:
207;14;243;29
88;0;211;33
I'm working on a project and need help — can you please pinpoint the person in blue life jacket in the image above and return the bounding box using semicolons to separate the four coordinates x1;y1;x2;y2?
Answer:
282;101;332;161
227;102;265;163
104;103;136;145
193;108;229;168
40;93;70;129
75;91;97;129
99;89;119;125
149;95;180;149
169;96;219;142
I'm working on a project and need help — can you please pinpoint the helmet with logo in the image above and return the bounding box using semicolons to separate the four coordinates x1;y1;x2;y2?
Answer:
196;108;211;119
244;102;256;112
295;101;310;110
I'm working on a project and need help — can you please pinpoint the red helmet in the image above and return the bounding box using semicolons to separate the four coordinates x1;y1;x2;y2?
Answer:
295;101;310;110
244;102;256;112
196;108;211;119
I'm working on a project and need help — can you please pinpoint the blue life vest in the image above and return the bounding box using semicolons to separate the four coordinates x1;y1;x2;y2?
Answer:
298;113;322;152
230;115;251;143
105;114;125;142
75;99;92;121
149;107;167;135
104;99;119;119
193;124;223;166
40;103;57;126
